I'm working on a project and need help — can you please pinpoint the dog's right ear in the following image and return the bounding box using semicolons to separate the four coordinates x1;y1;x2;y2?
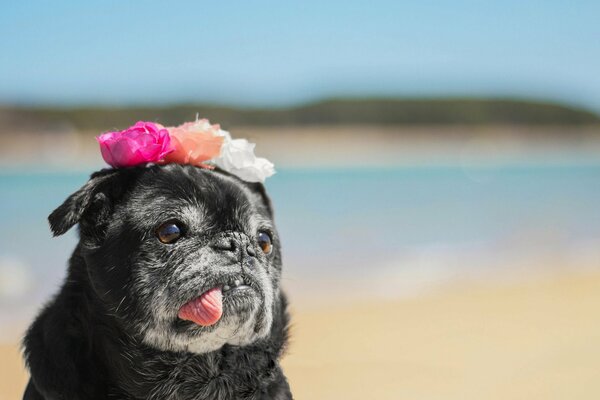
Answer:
48;168;138;236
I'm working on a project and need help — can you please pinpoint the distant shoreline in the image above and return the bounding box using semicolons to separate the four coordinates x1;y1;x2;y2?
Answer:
1;98;599;135
1;125;599;169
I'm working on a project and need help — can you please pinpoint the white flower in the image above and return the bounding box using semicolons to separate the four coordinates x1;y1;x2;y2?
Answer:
211;130;275;183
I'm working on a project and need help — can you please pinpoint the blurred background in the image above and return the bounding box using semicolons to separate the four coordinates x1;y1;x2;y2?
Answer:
1;1;600;399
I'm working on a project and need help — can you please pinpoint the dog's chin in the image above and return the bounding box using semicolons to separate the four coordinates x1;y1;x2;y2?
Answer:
140;285;274;355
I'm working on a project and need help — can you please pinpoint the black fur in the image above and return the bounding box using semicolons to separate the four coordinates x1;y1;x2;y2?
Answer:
23;164;292;399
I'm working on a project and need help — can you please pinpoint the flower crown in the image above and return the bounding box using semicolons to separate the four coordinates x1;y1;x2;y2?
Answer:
96;119;275;183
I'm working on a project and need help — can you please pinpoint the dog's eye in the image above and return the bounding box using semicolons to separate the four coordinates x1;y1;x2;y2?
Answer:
257;231;272;254
156;222;182;244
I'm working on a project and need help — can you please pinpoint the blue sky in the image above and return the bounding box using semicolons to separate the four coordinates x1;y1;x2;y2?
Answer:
1;1;599;110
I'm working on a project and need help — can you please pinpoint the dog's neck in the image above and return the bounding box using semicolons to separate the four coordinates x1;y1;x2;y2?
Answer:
102;336;289;399
96;317;290;399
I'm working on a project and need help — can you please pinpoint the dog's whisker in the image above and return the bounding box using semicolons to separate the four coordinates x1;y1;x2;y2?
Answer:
114;295;127;314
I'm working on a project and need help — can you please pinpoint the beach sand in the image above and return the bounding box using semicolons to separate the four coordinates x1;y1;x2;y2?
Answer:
2;125;600;169
2;272;600;399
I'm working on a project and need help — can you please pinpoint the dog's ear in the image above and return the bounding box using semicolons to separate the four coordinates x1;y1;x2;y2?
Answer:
245;181;274;217
48;168;139;236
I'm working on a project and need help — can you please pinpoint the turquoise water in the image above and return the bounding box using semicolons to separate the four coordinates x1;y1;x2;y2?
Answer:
269;165;600;271
1;165;600;328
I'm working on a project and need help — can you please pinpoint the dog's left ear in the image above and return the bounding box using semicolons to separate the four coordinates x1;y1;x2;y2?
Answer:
48;168;139;236
245;181;274;217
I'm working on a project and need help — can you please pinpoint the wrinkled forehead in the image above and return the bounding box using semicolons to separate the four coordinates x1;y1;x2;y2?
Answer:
121;167;272;234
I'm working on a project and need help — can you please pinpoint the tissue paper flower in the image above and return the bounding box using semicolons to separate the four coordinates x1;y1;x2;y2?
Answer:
96;118;275;183
212;130;276;183
162;120;224;168
97;121;174;168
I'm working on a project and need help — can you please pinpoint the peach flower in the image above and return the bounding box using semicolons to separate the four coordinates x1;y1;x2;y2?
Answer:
162;120;224;168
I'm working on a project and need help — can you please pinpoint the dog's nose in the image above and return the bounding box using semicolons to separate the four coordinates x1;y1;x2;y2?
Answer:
210;234;256;257
211;237;236;252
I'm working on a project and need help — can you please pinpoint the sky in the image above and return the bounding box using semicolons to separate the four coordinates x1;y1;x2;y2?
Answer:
1;1;599;110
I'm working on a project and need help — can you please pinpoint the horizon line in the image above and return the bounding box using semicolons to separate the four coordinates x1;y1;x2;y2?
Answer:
1;95;598;115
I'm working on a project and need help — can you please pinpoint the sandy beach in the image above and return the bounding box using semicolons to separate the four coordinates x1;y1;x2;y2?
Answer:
2;271;599;399
2;125;600;170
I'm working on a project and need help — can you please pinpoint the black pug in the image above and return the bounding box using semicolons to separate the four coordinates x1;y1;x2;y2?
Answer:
22;164;292;400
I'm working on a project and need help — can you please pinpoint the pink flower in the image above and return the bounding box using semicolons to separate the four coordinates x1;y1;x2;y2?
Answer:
162;120;224;168
97;121;174;167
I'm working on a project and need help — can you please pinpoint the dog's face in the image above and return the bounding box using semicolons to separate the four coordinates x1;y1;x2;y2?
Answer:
49;164;282;353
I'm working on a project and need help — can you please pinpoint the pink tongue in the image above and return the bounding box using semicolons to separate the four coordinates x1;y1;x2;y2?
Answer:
178;287;223;326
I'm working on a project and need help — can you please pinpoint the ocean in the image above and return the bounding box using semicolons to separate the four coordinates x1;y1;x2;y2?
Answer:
1;165;600;336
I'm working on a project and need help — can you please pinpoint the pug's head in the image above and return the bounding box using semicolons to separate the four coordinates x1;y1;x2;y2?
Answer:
49;164;282;353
